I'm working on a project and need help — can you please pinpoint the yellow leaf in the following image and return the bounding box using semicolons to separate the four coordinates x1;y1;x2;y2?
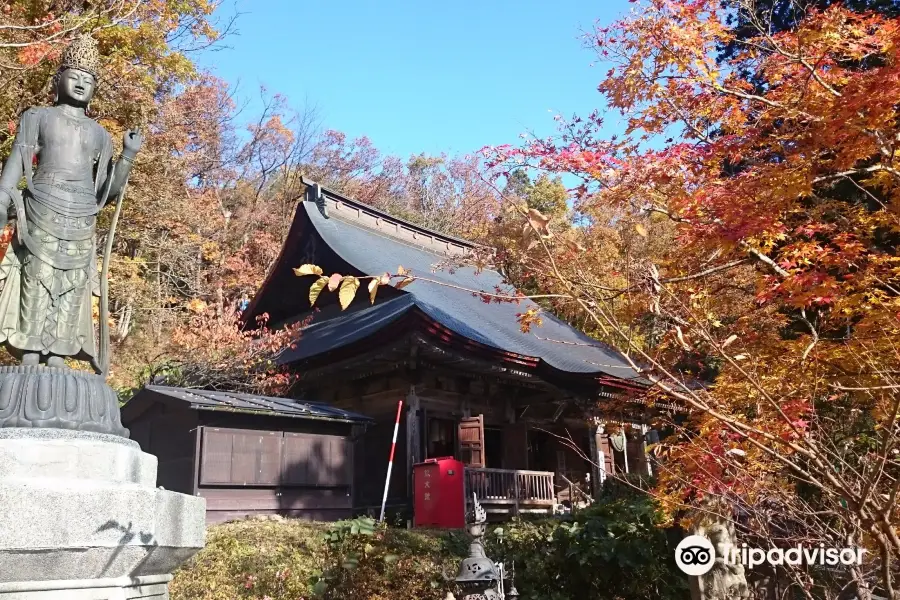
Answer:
397;265;408;276
339;276;360;310
309;276;328;306
327;273;343;292
293;264;323;276
395;277;415;291
187;298;207;314
368;278;380;304
635;223;649;237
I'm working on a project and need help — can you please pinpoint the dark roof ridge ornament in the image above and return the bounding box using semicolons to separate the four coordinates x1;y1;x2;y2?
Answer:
299;175;479;251
304;179;328;218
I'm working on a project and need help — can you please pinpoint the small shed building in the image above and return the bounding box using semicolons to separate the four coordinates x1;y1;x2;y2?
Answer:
121;385;373;524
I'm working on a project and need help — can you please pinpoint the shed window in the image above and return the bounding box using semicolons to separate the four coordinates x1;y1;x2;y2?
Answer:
282;432;351;486
199;426;351;487
200;428;282;485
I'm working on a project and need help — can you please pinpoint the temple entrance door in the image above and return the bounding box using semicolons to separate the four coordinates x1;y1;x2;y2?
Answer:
425;417;456;459
458;415;485;468
484;427;503;468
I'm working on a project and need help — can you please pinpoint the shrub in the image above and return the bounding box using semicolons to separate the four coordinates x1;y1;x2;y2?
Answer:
170;518;328;600
311;516;464;600
486;493;690;600
171;495;687;600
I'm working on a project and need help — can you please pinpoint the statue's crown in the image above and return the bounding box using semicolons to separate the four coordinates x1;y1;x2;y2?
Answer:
59;35;100;79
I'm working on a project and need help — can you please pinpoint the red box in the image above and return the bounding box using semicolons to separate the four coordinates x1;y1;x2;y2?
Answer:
412;457;465;528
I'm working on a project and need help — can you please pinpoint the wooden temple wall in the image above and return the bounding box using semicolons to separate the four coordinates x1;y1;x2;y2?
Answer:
310;372;607;510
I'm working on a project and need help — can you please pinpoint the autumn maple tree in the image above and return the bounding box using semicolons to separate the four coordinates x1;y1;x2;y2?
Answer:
480;1;900;597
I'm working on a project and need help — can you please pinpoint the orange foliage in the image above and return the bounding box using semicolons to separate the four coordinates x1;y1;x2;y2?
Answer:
486;2;900;595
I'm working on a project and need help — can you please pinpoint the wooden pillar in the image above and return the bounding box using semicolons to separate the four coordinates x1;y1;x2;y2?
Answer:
592;423;607;497
589;423;600;497
406;385;421;503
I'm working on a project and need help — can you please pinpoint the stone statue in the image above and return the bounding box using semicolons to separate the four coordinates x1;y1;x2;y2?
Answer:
0;34;139;370
0;35;205;600
0;35;138;436
689;501;750;600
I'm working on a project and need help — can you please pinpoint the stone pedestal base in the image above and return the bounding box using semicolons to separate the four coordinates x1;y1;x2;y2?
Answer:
0;574;170;600
0;366;128;437
0;428;206;599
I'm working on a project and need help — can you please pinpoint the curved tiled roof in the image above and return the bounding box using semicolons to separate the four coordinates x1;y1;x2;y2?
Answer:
265;180;644;385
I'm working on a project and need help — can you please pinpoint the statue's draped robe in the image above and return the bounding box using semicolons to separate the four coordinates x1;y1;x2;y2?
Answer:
0;106;111;366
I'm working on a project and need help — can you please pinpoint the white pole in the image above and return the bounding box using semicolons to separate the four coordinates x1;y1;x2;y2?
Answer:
641;424;653;476
379;400;404;523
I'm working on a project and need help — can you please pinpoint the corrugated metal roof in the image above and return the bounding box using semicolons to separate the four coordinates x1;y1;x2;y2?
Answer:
290;199;644;383
145;385;373;424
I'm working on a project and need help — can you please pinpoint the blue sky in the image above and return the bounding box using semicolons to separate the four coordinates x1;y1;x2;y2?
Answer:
196;1;634;160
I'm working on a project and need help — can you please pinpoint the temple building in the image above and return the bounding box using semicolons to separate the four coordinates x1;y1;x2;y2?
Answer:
242;177;661;518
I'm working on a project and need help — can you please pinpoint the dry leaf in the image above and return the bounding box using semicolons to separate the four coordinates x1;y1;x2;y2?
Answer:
327;273;343;292
527;207;553;238
395;277;415;291
380;272;391;285
635;223;649;237
368;278;380;304
397;265;408;276
309;276;328;306
338;276;360;310
186;298;207;314
563;233;587;253
675;326;691;350
722;334;738;348
293;264;323;276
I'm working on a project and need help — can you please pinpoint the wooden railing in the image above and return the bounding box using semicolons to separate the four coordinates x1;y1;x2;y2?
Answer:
464;467;556;511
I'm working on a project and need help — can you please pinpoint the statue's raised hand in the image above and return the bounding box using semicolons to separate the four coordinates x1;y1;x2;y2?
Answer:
122;129;142;158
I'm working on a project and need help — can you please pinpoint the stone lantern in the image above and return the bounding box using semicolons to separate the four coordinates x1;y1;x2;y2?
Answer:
453;494;519;600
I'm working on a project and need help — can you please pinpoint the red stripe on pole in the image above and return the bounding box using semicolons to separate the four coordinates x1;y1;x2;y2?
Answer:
380;399;404;523
388;400;402;463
